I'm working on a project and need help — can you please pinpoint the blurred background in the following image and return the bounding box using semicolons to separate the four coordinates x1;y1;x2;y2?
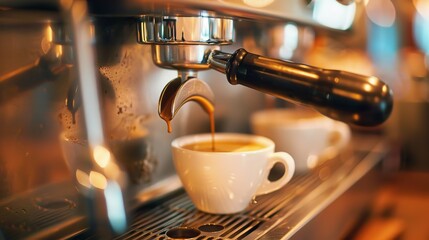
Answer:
303;1;429;239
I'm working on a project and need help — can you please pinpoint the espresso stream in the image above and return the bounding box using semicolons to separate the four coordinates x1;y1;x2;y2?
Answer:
160;97;216;151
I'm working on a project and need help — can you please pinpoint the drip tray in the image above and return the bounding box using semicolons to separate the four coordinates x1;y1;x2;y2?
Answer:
0;133;388;240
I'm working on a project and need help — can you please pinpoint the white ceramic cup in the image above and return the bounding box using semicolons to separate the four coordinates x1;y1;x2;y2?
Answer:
251;108;351;172
171;133;295;214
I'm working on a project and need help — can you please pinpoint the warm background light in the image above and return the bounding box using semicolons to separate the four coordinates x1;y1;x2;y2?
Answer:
365;0;396;27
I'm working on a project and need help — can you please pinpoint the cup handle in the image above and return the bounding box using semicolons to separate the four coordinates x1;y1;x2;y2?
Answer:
256;152;295;195
315;122;351;166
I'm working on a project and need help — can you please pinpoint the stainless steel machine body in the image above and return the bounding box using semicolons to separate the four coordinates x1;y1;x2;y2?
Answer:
0;0;394;239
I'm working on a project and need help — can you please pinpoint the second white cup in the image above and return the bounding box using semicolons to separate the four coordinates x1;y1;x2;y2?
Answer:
251;108;351;172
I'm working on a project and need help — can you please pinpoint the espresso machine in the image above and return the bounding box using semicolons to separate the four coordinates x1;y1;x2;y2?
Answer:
0;0;394;239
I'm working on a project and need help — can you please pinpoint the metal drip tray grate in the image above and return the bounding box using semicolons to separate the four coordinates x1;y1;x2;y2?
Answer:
119;174;314;240
119;175;335;240
115;134;386;240
124;193;269;239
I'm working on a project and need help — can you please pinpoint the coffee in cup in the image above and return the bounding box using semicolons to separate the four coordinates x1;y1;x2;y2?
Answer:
182;139;265;152
171;133;295;214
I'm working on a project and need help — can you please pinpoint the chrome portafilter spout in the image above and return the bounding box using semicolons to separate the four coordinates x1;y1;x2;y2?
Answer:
209;48;393;127
154;47;217;132
152;44;218;132
136;15;233;131
158;71;215;133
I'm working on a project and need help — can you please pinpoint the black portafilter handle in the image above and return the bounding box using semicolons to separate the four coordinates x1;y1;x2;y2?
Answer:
209;48;393;127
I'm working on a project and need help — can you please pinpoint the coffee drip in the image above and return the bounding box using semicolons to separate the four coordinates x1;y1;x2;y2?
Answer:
158;74;216;150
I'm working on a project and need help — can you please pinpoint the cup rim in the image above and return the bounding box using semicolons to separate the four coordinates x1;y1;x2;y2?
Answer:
171;132;274;154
